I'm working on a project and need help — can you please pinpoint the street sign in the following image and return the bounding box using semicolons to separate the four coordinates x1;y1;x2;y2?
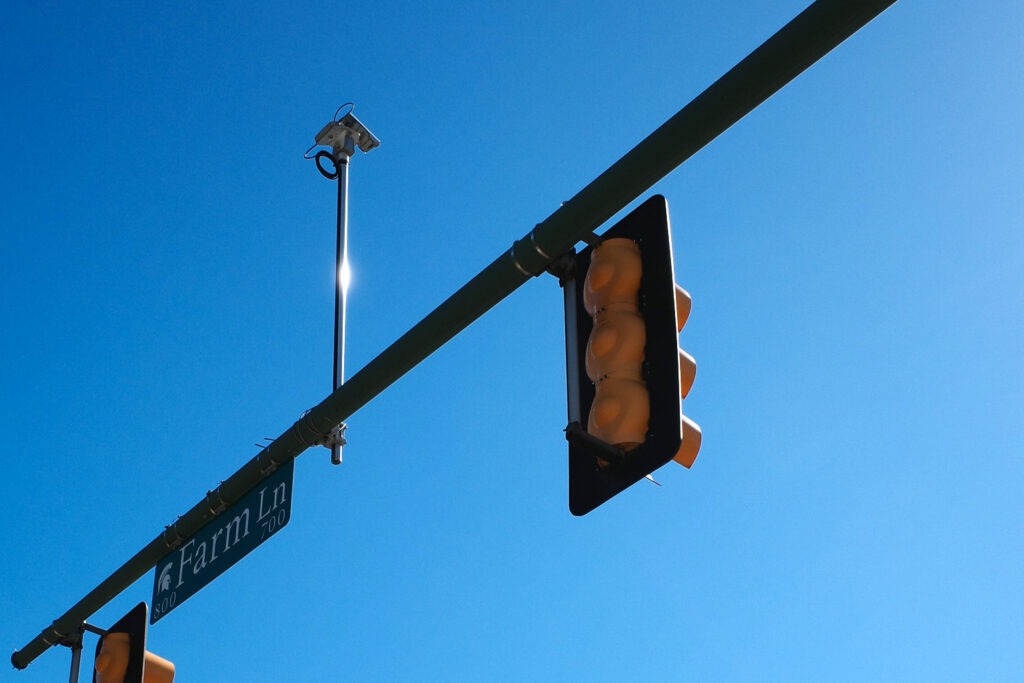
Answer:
150;459;294;623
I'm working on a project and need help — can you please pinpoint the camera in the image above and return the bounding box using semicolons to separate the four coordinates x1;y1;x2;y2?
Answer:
314;112;380;156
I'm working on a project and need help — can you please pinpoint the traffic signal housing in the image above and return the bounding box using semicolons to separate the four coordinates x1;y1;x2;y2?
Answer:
93;603;175;683
563;195;700;515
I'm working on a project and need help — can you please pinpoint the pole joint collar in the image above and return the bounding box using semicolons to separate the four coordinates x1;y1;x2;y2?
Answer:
511;227;558;277
40;623;67;647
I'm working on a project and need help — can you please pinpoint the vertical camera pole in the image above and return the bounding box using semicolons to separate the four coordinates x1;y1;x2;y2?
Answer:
307;104;380;464
331;142;351;465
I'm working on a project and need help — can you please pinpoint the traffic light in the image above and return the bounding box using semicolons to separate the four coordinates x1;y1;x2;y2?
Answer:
93;603;175;683
563;195;700;515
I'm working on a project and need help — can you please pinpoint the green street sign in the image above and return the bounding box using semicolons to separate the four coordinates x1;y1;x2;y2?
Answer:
150;459;294;623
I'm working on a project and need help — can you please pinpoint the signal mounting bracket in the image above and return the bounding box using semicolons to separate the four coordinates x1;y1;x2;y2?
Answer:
322;422;348;450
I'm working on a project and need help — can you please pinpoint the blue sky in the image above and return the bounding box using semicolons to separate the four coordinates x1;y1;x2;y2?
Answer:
3;0;1023;680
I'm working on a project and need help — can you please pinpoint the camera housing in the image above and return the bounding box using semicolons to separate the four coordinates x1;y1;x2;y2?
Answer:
314;112;380;156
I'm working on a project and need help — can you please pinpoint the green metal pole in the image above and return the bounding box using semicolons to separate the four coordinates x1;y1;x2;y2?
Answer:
12;0;896;669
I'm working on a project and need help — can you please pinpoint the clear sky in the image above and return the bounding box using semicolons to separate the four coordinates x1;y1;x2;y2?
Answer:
3;1;1023;681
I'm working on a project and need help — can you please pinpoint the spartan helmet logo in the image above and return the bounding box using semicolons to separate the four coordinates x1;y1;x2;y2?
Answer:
157;563;173;593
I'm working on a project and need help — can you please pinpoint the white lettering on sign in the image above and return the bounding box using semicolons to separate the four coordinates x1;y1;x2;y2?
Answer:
259;481;287;521
172;489;265;586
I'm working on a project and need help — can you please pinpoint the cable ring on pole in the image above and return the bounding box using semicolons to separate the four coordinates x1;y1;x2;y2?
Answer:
315;150;339;179
333;102;355;122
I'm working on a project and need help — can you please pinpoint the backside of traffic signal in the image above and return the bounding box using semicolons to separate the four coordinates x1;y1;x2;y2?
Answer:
93;603;174;683
563;195;701;515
